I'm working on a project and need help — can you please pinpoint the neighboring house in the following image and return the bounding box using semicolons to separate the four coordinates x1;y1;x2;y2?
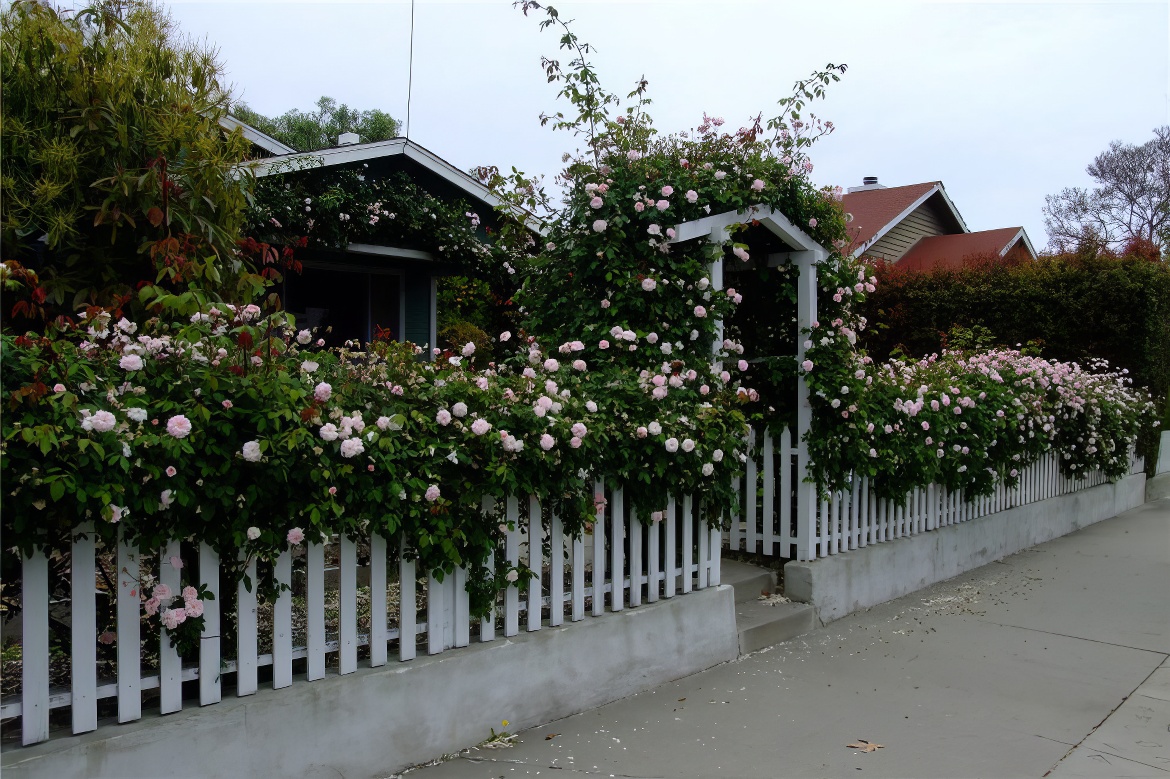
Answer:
842;177;1036;271
227;118;518;351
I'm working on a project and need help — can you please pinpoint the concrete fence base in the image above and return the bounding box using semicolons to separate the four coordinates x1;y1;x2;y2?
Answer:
1;586;739;779
784;473;1147;625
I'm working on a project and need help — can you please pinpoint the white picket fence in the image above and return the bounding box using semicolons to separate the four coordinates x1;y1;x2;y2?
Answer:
5;480;722;747
725;427;1144;561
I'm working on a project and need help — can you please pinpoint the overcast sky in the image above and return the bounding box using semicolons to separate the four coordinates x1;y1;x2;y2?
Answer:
164;0;1169;248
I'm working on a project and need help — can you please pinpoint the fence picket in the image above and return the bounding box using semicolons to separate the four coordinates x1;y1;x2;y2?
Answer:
708;522;722;585
629;509;643;607
428;573;446;655
307;540;326;679
159;540;183;714
199;542;221;705
664;497;677;598
829;492;841;555
592;481;606;616
780;428;793;557
117;530;141;723
273;550;293;687
823;498;833;552
369;534;388;665
647;516;661;603
611;487;625;611
850;476;861;549
504;497;520;635
745;429;758;554
480;496;497;643
550;511;565;626
237;554;258;696
762;430;775;555
681;495;694;594
697;509;710;589
571;532;585;622
399;539;417;661
71;523;97;734
729;476;742;552
22;550;49;745
528;495;542;631
454;566;470;648
339;536;358;673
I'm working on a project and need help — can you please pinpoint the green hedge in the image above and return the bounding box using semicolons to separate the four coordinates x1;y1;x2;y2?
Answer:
860;252;1170;404
858;251;1170;467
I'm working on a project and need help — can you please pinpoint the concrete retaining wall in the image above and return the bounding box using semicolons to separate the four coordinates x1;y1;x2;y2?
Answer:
784;473;1147;624
2;585;739;779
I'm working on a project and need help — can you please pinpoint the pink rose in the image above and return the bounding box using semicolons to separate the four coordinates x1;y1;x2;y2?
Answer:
165;465;177;478
143;597;161;617
221;400;233;409
53;384;66;393
425;485;441;502
660;185;674;196
685;190;698;203
287;527;305;545
314;382;332;402
165;415;192;439
161;608;187;630
592;219;608;232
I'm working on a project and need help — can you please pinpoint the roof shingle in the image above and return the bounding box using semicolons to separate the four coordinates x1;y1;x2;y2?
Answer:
841;182;938;251
897;228;1027;272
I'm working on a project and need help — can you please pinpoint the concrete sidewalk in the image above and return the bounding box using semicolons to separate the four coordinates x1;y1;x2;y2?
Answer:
391;499;1170;779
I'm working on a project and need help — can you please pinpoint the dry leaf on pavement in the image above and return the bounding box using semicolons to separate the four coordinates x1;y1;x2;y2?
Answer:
847;740;884;753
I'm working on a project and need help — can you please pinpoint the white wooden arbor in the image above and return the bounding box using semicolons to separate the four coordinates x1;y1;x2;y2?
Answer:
669;204;827;561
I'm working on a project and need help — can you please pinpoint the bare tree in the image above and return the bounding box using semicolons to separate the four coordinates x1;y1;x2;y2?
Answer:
1043;126;1170;255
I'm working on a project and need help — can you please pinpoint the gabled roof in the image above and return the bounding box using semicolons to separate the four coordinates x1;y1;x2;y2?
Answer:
219;114;298;157
897;227;1036;273
245;137;503;210
241;135;544;234
842;182;968;258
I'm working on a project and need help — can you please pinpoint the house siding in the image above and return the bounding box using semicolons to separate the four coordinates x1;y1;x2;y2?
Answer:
866;199;952;262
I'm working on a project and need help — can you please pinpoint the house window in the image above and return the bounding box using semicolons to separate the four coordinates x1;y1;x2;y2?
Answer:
284;266;402;348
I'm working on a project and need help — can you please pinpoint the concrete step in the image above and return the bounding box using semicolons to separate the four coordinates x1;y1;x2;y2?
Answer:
720;558;778;603
735;599;819;655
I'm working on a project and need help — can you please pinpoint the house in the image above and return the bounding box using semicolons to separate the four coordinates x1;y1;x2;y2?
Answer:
227;117;525;351
842;177;1036;271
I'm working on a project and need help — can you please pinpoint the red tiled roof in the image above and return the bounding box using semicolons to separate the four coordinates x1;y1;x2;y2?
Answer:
897;228;1027;272
841;182;938;251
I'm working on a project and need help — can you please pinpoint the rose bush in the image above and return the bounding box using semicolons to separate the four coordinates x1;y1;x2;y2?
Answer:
1;299;753;615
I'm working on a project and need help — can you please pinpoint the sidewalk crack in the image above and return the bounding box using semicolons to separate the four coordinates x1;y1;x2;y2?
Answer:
979;621;1170;656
